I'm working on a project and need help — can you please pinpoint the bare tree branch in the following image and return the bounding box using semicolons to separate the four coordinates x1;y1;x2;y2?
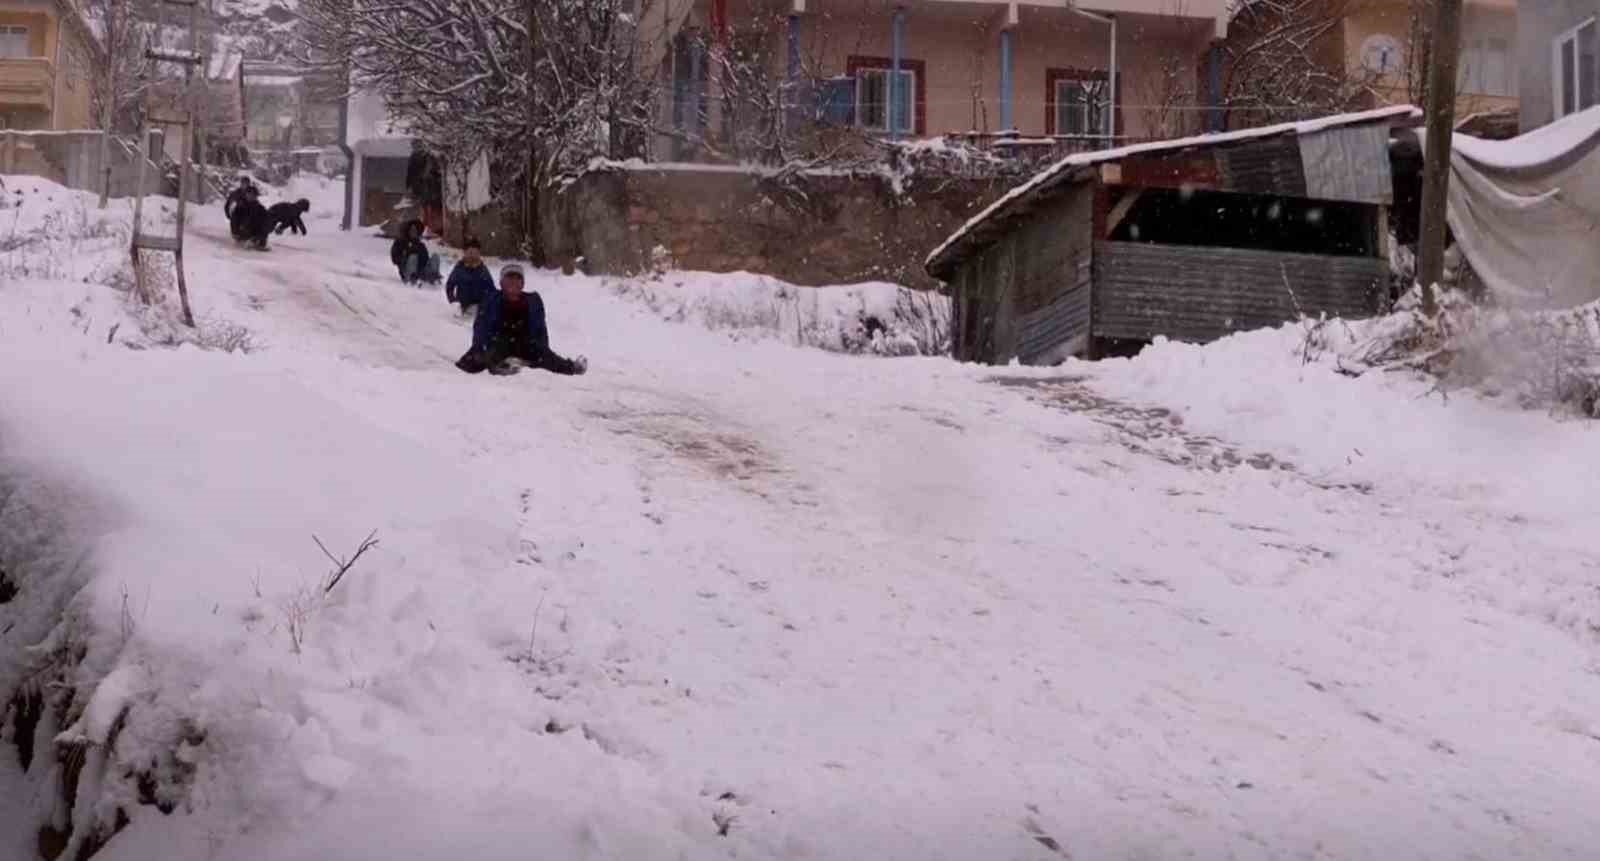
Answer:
313;530;380;595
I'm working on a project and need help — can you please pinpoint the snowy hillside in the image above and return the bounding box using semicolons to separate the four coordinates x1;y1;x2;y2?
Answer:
3;174;1600;860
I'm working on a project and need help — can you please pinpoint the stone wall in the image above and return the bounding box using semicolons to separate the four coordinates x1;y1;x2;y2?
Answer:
0;131;169;199
537;164;1016;290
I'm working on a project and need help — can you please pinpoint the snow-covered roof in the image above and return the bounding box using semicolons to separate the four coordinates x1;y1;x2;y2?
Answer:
925;105;1422;279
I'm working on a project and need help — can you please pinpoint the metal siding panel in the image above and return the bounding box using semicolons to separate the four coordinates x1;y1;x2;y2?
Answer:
1092;241;1387;343
992;236;1020;360
1215;138;1307;196
1299;124;1394;204
1011;181;1095;364
1018;277;1091;363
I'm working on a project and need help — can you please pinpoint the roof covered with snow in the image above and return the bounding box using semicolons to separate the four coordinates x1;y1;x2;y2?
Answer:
925;105;1422;279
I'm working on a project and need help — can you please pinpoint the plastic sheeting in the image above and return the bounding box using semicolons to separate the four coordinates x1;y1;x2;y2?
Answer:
1429;107;1600;308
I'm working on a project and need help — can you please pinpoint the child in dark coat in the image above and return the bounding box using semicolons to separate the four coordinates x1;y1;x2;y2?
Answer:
455;264;587;376
445;238;496;312
391;220;440;285
268;199;311;236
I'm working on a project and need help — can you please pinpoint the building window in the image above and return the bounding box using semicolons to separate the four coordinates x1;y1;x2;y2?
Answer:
1046;68;1109;138
1556;18;1598;118
847;56;925;136
858;67;914;133
1461;37;1512;97
0;25;29;58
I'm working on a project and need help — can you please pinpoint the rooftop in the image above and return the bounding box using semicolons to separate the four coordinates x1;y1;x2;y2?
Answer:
925;105;1422;279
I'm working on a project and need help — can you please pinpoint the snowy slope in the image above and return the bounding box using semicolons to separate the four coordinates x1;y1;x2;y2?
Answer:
3;175;1600;860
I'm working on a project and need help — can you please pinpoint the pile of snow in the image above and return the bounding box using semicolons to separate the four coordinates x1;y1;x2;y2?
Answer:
608;270;949;357
2;176;130;285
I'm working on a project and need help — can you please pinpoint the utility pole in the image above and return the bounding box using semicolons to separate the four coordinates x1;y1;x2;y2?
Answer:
97;0;117;208
1415;0;1463;317
524;0;545;266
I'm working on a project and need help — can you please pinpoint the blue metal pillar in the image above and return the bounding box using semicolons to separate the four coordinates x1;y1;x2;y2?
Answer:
999;29;1014;131
1206;43;1223;132
891;6;905;140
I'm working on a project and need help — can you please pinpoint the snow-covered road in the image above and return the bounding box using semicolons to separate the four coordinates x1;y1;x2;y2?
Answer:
3;176;1599;860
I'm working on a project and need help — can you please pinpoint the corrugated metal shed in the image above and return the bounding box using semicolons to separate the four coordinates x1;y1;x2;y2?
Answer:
926;105;1419;281
1092;242;1388;344
928;107;1417;365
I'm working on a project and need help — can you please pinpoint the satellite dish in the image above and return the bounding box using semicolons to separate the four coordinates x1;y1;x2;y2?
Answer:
1360;34;1402;76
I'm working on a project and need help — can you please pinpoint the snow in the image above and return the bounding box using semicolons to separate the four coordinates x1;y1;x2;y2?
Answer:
4;173;1600;859
607;271;948;356
243;75;303;87
1449;105;1600;170
927;105;1422;271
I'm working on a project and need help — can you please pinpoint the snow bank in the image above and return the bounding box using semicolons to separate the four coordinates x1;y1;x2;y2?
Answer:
608;271;950;357
1081;309;1600;636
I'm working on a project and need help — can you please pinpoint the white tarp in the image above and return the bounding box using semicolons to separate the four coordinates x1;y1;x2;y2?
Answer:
1432;106;1600;309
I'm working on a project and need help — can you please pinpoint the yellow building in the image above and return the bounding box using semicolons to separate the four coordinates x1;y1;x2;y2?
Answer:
0;0;101;130
1342;0;1517;121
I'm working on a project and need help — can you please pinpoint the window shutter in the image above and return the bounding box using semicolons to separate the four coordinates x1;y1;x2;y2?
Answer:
818;76;855;126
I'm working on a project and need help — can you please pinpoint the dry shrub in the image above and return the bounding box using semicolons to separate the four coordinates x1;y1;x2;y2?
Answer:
1311;295;1600;418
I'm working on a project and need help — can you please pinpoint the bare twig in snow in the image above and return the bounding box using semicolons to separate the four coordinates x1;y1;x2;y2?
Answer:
314;530;380;595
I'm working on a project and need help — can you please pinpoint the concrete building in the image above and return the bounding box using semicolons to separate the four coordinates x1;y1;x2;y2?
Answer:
1516;0;1597;130
0;0;100;131
662;0;1233;152
1346;0;1517;121
341;89;489;232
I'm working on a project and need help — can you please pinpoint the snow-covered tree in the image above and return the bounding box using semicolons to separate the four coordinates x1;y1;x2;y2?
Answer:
1221;0;1380;129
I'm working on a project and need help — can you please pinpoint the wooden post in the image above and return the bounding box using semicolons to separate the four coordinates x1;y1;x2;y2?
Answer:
524;0;546;266
98;0;116;208
1415;0;1462;317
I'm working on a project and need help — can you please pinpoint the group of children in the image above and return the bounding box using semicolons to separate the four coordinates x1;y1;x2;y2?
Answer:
444;238;588;377
222;174;585;377
224;178;310;251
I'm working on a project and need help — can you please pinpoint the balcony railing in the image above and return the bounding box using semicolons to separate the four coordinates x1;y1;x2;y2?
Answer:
0;58;55;110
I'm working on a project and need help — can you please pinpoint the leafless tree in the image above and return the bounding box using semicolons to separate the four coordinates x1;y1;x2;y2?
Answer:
1135;51;1202;140
296;0;660;259
1221;0;1380;129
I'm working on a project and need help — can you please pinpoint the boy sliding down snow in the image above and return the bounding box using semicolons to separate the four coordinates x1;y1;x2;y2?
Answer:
444;237;495;312
455;264;587;376
267;199;311;236
391;220;440;285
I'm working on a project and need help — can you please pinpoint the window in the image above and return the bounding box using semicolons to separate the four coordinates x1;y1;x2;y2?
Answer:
847;56;924;136
0;25;29;59
1461;37;1512;97
857;67;914;133
1046;68;1109;138
1556;18;1598;118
